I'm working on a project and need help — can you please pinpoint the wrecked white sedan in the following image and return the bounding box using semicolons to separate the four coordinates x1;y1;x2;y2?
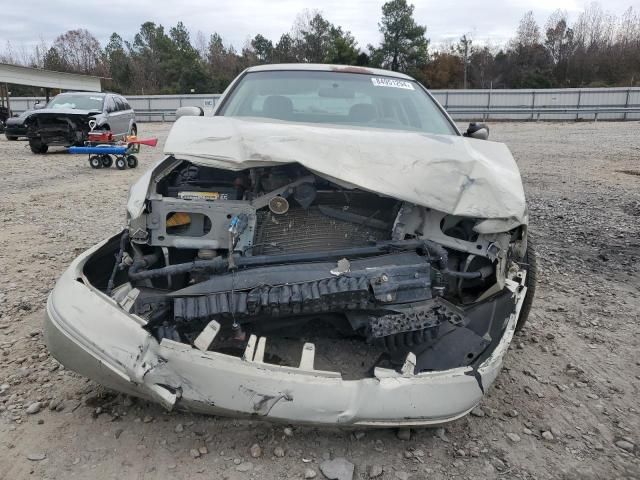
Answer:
45;64;535;426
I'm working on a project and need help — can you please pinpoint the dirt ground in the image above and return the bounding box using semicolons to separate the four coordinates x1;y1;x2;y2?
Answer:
0;121;639;480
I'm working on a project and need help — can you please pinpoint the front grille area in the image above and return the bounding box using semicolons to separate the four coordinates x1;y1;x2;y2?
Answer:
253;206;392;255
174;275;373;322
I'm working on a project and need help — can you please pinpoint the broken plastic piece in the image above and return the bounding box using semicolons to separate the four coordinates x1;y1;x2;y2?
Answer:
401;352;417;376
148;384;177;410
254;337;266;363
330;258;351;276
299;342;315;370
243;334;257;361
193;320;221;351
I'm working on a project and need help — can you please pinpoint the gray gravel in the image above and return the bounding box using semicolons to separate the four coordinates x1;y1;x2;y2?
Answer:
1;121;639;479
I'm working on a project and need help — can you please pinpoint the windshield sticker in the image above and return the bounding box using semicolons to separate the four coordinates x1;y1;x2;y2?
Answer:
371;78;415;90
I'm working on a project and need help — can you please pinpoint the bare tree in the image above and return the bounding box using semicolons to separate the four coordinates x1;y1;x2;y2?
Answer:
52;29;104;74
514;11;541;47
194;31;208;59
574;2;615;50
31;37;51;68
617;7;640;47
545;10;571;64
0;41;18;64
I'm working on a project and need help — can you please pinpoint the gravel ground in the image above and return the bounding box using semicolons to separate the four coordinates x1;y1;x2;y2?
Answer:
1;121;639;480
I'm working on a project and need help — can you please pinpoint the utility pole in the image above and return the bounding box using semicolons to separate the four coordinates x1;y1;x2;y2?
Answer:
460;35;470;89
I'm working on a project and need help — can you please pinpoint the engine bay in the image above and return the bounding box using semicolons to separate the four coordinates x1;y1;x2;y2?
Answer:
84;159;528;378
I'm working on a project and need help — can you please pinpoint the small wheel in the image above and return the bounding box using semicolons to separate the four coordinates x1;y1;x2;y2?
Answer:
126;155;138;168
101;154;113;168
89;155;102;169
115;156;127;170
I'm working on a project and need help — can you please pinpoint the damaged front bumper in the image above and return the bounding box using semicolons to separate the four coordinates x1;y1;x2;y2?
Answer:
45;237;527;427
27;112;95;146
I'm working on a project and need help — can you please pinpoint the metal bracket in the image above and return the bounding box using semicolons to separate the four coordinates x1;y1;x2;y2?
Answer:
250;175;315;210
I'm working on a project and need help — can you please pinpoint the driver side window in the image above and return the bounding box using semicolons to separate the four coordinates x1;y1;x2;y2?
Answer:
114;97;126;111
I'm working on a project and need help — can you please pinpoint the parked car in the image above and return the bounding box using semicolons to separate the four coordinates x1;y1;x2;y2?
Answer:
0;106;8;134
24;92;136;153
45;64;535;426
4;110;32;140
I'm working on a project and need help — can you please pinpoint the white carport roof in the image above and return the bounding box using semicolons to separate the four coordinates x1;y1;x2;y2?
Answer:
0;63;101;91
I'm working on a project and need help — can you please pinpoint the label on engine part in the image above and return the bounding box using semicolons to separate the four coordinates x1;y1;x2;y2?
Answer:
371;78;415;90
178;191;228;201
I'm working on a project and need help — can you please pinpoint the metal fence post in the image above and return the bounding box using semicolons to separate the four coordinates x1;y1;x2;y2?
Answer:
487;88;492;121
530;91;535;121
624;88;630;121
576;90;581;121
445;90;449;109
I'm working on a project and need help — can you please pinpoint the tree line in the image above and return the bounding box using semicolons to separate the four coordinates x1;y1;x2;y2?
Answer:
1;0;639;95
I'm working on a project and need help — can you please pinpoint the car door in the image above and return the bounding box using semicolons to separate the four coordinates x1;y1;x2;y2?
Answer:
111;96;127;136
119;96;135;135
103;96;120;134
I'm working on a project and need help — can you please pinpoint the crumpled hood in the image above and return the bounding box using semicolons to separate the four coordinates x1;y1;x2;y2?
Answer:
5;115;29;127
27;108;99;117
153;116;526;223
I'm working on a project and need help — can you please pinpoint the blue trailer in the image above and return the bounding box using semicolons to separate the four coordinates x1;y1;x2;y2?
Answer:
68;143;139;170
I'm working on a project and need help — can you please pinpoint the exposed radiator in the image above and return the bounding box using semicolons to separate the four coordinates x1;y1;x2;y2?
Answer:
252;206;391;255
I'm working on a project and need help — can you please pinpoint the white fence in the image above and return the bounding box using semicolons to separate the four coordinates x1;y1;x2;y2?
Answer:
430;87;640;121
8;87;640;121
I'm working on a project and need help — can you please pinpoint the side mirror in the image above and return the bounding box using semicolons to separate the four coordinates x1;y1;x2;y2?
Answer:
175;106;204;119
465;122;489;140
33;101;46;110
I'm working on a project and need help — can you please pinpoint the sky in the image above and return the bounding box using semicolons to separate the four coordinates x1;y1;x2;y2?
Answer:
1;0;636;54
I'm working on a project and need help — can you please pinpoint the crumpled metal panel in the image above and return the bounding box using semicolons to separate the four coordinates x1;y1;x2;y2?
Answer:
147;116;526;224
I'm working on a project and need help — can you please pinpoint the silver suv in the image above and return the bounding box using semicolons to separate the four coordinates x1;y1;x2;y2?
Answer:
25;92;137;154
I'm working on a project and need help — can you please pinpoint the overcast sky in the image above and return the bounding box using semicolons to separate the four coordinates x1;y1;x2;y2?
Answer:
2;0;636;53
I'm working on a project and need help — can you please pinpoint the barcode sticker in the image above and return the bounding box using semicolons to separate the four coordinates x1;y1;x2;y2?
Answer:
178;191;228;201
371;78;415;90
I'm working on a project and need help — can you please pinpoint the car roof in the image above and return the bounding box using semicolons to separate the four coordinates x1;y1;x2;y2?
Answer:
245;63;414;80
57;91;107;97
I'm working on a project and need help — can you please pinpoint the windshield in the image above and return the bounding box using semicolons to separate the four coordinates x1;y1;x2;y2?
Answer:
218;70;457;135
48;94;104;111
